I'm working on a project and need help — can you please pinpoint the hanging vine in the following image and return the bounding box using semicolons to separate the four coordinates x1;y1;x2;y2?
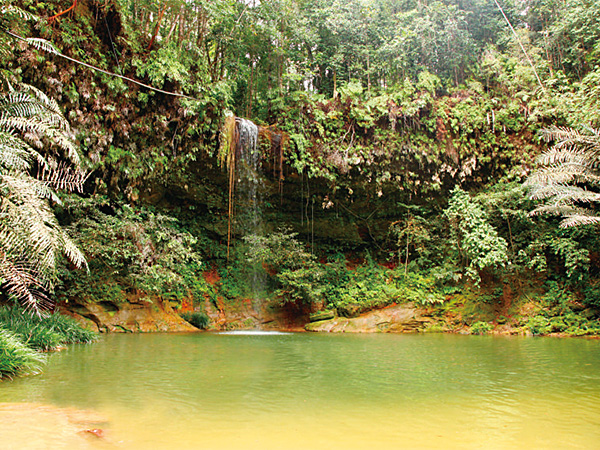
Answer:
218;116;289;259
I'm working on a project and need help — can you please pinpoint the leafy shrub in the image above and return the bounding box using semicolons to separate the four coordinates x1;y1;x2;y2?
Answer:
243;229;323;304
470;321;493;335
527;316;551;335
57;198;208;307
322;254;444;314
180;311;210;329
0;328;45;378
445;187;508;284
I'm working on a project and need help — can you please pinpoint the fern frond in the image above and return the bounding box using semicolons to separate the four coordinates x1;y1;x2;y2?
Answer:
0;116;78;162
530;183;600;204
0;95;53;119
0;137;38;172
559;214;600;228
0;5;38;23
530;204;579;216
0;252;53;312
526;163;600;186
527;125;600;228
38;159;88;193
537;145;600;169
19;85;69;126
24;38;60;56
0;14;85;313
541;125;600;148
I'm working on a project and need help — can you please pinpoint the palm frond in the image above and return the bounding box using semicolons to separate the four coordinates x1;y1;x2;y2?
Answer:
0;7;86;313
527;126;600;228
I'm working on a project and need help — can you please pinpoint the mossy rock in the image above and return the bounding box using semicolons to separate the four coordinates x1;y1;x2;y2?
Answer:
309;310;335;322
337;303;362;318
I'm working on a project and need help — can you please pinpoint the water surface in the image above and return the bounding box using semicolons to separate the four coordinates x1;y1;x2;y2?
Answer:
1;333;599;449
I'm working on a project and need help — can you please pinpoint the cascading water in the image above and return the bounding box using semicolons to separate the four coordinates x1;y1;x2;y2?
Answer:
236;118;261;234
219;115;288;328
233;118;266;308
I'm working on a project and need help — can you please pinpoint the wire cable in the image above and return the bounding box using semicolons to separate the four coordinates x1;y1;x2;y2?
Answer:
493;0;546;93
2;27;199;100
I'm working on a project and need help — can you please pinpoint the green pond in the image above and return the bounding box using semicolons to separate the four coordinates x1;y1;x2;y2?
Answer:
1;332;600;449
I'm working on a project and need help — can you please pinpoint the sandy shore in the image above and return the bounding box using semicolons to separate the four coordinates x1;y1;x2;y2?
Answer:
0;403;113;449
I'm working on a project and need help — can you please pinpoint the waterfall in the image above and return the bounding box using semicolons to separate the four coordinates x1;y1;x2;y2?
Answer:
234;118;265;305
237;118;258;163
236;118;261;233
219;115;287;326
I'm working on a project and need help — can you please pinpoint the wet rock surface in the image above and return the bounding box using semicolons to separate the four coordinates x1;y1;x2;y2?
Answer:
61;298;197;333
202;296;311;332
305;303;435;333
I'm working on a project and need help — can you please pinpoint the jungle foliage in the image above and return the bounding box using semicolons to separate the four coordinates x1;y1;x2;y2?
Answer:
0;3;87;313
2;0;600;334
0;304;96;378
55;196;211;307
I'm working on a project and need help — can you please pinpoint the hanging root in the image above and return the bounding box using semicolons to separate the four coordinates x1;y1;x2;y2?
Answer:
219;116;288;258
218;115;237;170
48;0;77;22
219;115;237;260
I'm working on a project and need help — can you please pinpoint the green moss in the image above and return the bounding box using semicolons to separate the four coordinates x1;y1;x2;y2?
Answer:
180;311;210;329
423;323;445;333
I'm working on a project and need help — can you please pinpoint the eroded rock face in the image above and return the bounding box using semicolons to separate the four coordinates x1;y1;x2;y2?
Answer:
61;298;197;333
202;296;311;332
305;303;435;333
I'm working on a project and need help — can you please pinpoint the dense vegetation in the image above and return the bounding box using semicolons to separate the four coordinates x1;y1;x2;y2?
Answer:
2;0;600;336
0;305;97;378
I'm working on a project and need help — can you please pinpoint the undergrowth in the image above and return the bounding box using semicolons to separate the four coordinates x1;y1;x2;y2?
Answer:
56;197;213;308
0;328;46;379
0;305;97;379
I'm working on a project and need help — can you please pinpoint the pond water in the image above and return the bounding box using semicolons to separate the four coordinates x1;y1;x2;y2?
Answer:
1;333;600;449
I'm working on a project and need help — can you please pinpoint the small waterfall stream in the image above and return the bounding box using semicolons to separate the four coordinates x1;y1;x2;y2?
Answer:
236;118;261;233
233;118;266;307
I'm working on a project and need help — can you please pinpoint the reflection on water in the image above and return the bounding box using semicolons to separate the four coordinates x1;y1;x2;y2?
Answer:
218;330;292;335
1;333;600;449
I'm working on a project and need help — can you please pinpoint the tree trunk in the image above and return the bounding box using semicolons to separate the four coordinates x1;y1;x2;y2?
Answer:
147;4;167;51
